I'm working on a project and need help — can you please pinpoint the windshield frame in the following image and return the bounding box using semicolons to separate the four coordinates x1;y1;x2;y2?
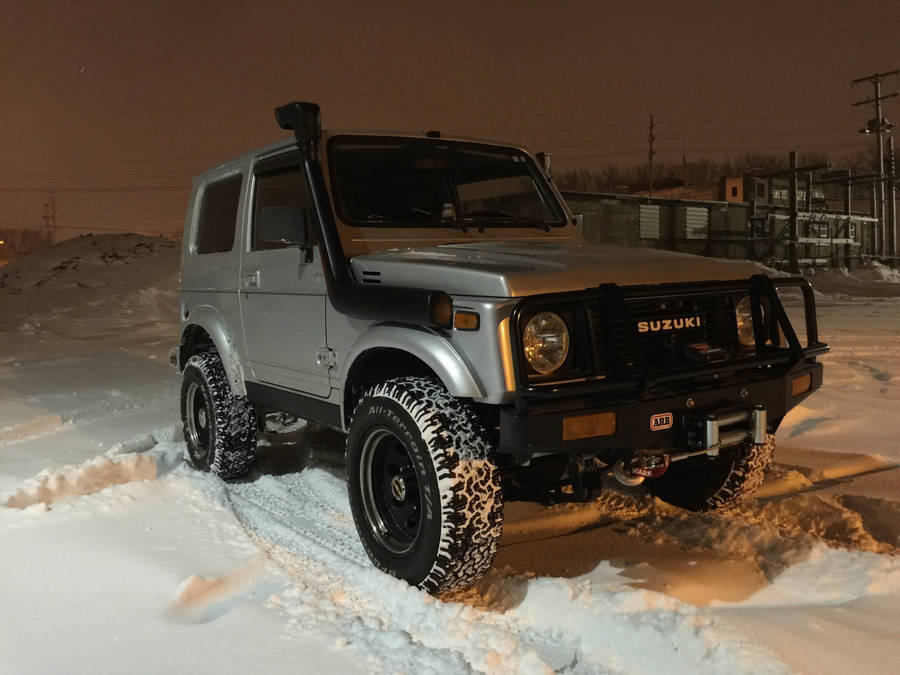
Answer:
326;134;568;229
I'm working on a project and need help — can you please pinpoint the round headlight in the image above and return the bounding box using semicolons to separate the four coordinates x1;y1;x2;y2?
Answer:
735;296;757;348
523;312;570;375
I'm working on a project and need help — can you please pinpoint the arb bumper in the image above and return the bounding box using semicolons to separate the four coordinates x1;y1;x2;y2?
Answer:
498;361;823;458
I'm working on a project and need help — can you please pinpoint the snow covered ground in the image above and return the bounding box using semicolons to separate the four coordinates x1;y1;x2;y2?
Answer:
1;235;898;674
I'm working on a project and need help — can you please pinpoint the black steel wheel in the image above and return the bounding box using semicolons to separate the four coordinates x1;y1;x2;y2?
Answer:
184;379;213;469
346;377;503;594
179;353;257;479
359;427;423;556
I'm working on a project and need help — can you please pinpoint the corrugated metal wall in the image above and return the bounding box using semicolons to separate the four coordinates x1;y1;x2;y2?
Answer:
562;191;867;269
639;204;660;239
685;206;709;240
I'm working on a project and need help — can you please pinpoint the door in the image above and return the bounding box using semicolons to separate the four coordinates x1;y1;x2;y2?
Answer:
239;156;330;397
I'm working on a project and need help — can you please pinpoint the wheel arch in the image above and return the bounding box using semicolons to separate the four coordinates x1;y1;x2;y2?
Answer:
179;305;247;396
340;326;484;426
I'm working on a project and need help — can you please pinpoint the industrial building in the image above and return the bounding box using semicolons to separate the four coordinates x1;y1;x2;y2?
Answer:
566;152;897;271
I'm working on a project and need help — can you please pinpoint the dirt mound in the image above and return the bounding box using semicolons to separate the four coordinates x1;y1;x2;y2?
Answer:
0;233;180;361
0;233;179;295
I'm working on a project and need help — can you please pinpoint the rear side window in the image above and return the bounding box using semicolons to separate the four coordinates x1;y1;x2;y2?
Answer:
195;174;242;254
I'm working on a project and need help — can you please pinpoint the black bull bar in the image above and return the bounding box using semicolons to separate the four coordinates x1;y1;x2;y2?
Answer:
499;274;828;457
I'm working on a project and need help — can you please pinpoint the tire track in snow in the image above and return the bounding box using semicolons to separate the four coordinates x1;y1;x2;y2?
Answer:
215;462;792;674
4;426;894;673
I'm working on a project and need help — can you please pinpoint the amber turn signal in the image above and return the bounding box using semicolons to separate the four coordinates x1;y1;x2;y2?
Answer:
453;311;480;331
792;373;812;397
562;412;616;441
429;293;453;328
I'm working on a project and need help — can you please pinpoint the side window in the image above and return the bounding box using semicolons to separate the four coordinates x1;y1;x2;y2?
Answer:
195;174;242;254
252;165;312;251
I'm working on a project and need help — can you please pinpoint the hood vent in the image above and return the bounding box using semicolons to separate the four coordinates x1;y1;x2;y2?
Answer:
361;270;381;284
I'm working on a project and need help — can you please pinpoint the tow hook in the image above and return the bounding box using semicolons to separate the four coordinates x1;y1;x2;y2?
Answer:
612;405;769;487
613;454;670;486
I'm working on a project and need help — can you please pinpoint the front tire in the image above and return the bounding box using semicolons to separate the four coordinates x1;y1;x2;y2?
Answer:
346;377;503;594
648;435;775;511
180;353;256;479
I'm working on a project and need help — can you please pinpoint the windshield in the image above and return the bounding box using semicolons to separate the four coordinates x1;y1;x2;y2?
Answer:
327;136;566;228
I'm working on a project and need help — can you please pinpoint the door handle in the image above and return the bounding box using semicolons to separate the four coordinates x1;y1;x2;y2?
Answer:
242;270;259;288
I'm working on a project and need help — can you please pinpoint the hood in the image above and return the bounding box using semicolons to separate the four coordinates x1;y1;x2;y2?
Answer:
349;241;760;298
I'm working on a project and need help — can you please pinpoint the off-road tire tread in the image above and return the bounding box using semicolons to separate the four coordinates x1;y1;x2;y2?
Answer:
181;353;256;480
650;434;775;511
348;377;503;594
704;434;775;510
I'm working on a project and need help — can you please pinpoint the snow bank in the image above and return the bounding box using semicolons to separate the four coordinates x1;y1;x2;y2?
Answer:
1;233;898;673
805;262;900;298
186;452;897;673
3;452;157;509
1;427;182;509
0;233;179;361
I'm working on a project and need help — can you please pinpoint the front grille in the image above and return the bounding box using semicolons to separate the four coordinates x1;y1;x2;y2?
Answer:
590;293;741;376
513;276;817;399
587;305;634;377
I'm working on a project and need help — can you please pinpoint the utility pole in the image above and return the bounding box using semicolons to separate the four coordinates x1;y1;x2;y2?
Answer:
648;114;655;198
759;151;828;273
844;169;853;267
871;178;879;257
888;136;897;257
789;151;799;273
852;70;899;258
42;190;56;244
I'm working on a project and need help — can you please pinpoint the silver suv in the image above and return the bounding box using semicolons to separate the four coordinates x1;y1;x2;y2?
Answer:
173;102;828;594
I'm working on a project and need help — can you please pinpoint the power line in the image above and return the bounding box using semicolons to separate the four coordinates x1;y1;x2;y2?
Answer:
653;112;857;126
53;224;174;233
0;154;227;166
0;170;198;180
469;111;858;139
0;220;40;229
469;121;647;138
62;205;177;212
554;140;871;162
0;184;189;192
539;127;861;153
0;221;172;233
0;125;862;179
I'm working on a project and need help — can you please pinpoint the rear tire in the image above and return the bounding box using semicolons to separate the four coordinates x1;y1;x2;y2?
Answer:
648;435;775;511
346;377;503;594
180;353;256;479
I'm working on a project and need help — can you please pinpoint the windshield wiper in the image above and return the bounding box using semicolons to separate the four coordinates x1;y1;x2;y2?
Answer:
456;209;553;231
360;208;441;224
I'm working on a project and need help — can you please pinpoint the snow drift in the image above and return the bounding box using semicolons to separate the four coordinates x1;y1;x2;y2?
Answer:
1;235;898;673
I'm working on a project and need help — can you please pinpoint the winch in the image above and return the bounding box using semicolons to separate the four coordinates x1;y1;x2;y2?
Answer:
613;405;768;486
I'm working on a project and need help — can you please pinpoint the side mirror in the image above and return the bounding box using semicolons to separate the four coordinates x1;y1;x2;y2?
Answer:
258;206;308;246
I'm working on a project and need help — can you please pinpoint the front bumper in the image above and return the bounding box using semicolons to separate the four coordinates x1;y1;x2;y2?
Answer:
498;361;822;458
